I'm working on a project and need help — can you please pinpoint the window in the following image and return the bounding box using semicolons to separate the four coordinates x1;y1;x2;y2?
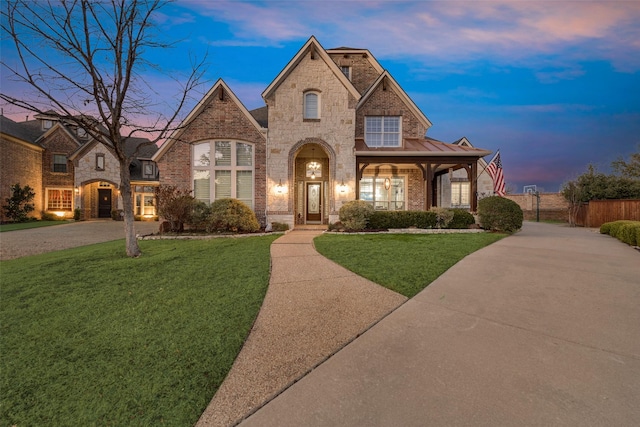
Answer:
451;182;470;207
359;176;405;211
96;153;105;171
341;66;351;80
42;120;53;130
365;116;401;147
53;154;68;173
46;188;73;211
192;140;254;209
143;162;155;178
77;127;87;138
135;186;156;216
304;91;320;119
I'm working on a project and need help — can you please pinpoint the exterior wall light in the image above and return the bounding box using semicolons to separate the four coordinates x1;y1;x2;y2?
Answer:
275;179;284;194
339;180;347;193
384;177;391;190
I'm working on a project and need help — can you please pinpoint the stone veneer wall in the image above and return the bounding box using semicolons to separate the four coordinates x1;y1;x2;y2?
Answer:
156;85;267;225
0;137;43;220
438;167;495;209
265;51;357;227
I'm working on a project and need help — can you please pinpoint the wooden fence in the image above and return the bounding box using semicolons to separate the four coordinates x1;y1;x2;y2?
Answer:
575;199;640;227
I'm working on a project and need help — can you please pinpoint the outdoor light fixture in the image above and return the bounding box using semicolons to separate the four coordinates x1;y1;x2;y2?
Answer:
339;180;347;193
384;177;391;190
276;179;284;194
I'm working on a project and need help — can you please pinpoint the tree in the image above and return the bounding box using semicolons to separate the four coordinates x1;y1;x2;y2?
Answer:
3;183;35;222
1;0;204;256
612;147;640;179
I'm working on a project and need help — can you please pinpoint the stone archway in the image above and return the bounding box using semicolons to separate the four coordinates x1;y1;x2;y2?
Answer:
288;138;336;225
77;179;120;219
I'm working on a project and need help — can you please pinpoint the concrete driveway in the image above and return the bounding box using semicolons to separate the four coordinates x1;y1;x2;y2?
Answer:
0;220;159;260
239;222;640;426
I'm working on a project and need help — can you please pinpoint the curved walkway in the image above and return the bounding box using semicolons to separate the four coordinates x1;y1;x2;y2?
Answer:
196;229;407;427
239;222;640;426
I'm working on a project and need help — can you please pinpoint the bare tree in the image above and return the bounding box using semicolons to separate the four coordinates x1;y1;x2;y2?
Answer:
1;0;204;257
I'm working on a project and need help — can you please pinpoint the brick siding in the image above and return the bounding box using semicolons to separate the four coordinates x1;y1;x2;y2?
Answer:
0;138;43;220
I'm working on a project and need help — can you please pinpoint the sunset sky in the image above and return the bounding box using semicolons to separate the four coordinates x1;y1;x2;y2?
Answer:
2;0;639;192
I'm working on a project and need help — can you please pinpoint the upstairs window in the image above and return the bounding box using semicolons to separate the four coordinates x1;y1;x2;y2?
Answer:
341;66;351;80
143;161;155;178
95;153;105;171
365;116;401;147
53;154;68;173
304;91;320;119
42;120;53;130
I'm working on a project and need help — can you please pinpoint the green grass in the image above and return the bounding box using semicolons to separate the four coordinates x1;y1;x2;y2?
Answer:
314;233;506;298
1;235;278;426
0;220;69;232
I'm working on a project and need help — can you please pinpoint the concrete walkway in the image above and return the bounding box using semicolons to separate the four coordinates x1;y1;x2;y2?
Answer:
196;229;407;426
238;222;640;426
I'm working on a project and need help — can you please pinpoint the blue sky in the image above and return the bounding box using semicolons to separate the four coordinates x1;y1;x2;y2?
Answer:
3;0;640;192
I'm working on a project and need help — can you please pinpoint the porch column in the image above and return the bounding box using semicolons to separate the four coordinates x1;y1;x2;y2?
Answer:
425;163;433;210
470;162;478;211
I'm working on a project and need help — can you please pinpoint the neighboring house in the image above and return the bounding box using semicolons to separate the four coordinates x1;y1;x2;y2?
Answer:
0;112;159;221
153;36;493;229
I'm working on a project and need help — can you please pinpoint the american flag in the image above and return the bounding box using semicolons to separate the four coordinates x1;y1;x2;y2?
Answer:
487;151;505;196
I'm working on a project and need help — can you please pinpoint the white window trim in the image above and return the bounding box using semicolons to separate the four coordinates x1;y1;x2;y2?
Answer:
303;90;321;120
364;116;402;147
341;66;351;80
359;174;407;211
46;187;74;211
192;140;255;208
451;181;471;207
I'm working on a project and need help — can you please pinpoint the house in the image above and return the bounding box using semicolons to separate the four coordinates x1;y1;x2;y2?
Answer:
0;112;159;221
153;36;492;228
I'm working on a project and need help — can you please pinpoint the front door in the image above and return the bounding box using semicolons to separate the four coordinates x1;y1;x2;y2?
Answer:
306;182;322;222
98;189;112;218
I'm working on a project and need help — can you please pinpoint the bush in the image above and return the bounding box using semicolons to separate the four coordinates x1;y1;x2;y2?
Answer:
368;210;437;229
478;196;523;233
339;200;375;231
600;220;640;246
207;198;260;233
111;209;124;221
74;208;81;221
3;183;35;222
155;186;196;232
430;207;454;229
449;209;476;229
270;222;290;232
188;202;212;232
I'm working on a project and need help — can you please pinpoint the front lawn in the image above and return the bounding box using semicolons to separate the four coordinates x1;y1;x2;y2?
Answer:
0;235;278;426
0;220;69;232
314;233;506;297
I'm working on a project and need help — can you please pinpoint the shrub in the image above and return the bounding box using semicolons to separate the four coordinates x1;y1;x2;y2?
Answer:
41;211;62;221
188;202;212;232
449;209;475;229
368;210;437;229
339;200;375;231
270;222;290;232
430;207;454;229
601;220;640;246
208;198;260;233
74;208;81;221
111;209;124;221
3;183;35;222
155;185;196;232
478;196;523;233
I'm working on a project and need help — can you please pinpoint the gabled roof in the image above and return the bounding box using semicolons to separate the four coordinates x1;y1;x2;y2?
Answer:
357;70;433;131
261;36;361;101
35;121;82;147
0;115;43;147
153;79;265;161
455;137;490;167
325;46;384;75
355;136;491;157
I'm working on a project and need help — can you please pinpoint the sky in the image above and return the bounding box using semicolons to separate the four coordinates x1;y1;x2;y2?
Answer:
2;0;640;192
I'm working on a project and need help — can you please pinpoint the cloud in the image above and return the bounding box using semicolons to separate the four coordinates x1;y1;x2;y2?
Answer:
178;1;640;75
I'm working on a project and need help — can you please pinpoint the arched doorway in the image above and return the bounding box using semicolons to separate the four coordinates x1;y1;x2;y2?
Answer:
293;143;330;225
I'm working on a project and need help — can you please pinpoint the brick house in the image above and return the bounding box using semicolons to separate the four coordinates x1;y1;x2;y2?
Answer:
1;112;159;221
153;36;492;228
